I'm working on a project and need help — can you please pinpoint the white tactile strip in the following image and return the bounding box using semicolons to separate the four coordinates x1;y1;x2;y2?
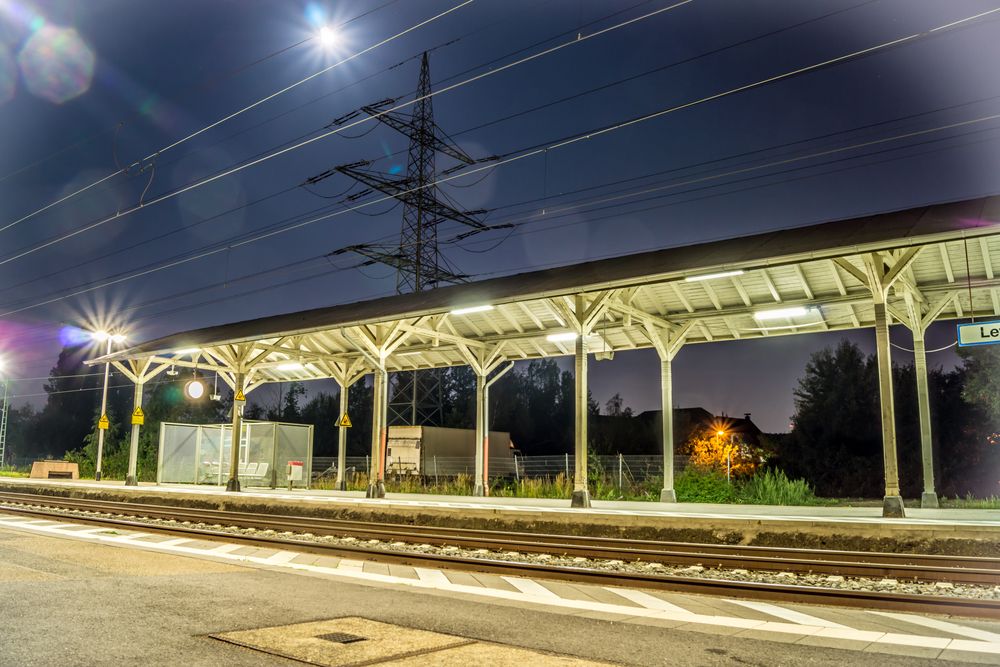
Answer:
1;514;999;661
4;477;1000;526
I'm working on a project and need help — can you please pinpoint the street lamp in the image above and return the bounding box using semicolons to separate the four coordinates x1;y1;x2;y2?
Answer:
0;356;8;469
90;330;127;481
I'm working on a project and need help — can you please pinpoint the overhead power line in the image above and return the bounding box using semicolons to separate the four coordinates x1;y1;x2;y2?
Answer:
0;0;472;236
7;1;882;298
3;5;999;318
0;0;694;267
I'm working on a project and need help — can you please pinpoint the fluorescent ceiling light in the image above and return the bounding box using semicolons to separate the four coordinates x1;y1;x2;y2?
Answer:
753;306;815;321
277;362;304;371
546;332;578;342
174;347;200;355
685;270;744;282
450;304;494;315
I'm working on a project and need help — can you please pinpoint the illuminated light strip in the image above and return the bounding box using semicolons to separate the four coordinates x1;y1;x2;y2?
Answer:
684;270;744;282
753;306;816;320
450;304;495;315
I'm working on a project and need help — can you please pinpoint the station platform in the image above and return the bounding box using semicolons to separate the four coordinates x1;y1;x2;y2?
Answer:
2;477;998;553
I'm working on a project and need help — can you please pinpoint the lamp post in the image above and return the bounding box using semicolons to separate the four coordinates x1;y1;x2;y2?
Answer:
0;357;8;469
91;331;126;481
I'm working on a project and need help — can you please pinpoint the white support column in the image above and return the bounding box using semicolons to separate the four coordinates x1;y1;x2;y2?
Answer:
642;320;690;503
912;330;938;508
473;372;487;497
336;383;350;491
125;380;144;486
572;320;590;508
660;357;676;503
226;371;245;492
367;366;387;498
873;301;904;517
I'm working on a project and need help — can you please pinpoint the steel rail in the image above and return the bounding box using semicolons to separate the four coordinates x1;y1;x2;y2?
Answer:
1;491;998;586
1;496;999;620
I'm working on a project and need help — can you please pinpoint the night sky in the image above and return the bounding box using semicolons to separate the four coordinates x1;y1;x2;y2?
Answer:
1;0;998;431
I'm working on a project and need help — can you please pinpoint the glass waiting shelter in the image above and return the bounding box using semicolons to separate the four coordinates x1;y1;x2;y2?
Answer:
157;420;314;488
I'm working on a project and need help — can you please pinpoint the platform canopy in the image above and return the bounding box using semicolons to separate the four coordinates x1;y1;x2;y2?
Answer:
90;196;1000;391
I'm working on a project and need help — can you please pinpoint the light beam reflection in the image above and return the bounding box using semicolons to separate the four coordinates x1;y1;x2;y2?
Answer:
17;24;94;103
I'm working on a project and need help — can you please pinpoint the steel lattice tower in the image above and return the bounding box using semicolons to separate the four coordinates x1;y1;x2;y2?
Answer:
398;52;438;294
311;52;500;425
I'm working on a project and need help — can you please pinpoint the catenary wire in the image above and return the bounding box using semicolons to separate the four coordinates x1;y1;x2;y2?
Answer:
3;34;1000;315
0;0;696;266
0;0;471;235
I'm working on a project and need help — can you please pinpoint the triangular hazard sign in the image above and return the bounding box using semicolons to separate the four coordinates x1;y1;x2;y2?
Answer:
338;413;352;428
234;389;246;402
98;414;109;430
132;407;144;418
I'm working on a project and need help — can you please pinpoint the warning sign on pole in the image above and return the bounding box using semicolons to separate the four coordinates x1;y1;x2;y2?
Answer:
234;389;246;403
338;413;353;428
131;407;144;426
98;414;109;430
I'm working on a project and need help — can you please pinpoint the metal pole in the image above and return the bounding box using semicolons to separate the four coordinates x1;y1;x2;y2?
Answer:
564;452;569;480
95;338;111;481
473;372;486;496
0;376;9;469
873;301;904;518
434;455;439;485
571;320;591;508
659;357;677;502
618;453;623;490
125;380;144;486
226;372;244;492
335;383;348;491
367;368;387;498
913;332;939;508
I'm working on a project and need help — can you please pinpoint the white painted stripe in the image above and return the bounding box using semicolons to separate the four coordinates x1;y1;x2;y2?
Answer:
501;576;560;598
336;559;366;570
5;513;1000;655
870;611;1000;643
414;567;451;585
210;543;244;554
156;538;195;547
262;551;298;565
727;600;848;628
603;587;690;613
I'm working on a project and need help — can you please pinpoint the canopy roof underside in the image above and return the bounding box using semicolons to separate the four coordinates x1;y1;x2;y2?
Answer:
92;196;1000;389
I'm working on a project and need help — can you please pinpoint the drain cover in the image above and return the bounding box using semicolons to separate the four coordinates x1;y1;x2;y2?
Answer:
210;617;614;666
316;632;365;645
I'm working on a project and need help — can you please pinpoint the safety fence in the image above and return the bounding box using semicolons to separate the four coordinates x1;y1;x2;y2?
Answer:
311;454;687;483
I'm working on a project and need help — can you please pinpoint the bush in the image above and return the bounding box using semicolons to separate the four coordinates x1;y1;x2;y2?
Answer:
738;469;818;505
674;468;737;503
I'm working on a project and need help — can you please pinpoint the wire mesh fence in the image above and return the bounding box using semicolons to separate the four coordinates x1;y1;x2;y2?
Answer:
311;454;687;483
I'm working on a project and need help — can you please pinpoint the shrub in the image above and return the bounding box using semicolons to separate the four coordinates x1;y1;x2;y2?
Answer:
738;469;818;505
674;468;737;503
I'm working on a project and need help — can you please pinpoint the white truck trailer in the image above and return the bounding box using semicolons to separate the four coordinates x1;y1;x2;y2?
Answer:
385;425;516;477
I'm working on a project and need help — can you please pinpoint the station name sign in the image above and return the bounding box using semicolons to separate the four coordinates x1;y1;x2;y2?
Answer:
957;320;1000;347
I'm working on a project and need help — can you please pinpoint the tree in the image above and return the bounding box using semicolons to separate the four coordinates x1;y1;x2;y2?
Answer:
778;340;882;497
604;393;633;417
958;346;1000;419
683;429;760;478
29;345;102;459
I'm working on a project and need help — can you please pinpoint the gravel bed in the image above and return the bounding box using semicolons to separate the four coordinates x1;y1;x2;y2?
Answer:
5;502;1000;600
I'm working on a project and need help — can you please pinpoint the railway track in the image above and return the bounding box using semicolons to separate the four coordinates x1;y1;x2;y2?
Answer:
1;490;999;619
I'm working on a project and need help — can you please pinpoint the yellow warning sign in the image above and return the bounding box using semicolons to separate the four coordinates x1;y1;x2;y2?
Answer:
131;407;145;426
97;414;109;430
234;389;246;403
338;413;353;428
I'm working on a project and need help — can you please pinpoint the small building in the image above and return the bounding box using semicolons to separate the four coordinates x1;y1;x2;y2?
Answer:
386;425;515;477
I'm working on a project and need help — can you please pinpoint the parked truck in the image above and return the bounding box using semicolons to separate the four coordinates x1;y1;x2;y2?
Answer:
385;425;516;478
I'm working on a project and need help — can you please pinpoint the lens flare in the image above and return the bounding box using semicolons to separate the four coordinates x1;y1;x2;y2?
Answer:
17;25;95;104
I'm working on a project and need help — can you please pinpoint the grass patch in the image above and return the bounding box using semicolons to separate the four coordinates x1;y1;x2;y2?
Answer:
737;469;824;506
674;469;737;503
0;469;28;478
940;494;1000;509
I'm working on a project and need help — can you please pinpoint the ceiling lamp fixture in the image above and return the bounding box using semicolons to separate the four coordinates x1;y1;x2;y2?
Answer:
277;362;305;371
450;304;494;315
684;270;744;282
546;332;578;342
753;306;815;321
